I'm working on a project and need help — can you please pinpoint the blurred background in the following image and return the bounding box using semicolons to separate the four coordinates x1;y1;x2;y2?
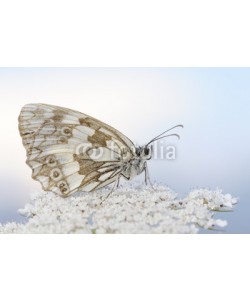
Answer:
0;68;249;232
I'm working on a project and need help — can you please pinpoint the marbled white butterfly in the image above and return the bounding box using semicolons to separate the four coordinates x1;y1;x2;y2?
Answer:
19;103;183;197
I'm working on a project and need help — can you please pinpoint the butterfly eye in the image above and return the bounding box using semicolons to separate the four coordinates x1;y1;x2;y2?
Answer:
144;147;150;155
135;148;140;156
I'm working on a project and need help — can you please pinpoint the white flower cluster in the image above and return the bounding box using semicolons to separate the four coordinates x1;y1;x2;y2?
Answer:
0;184;238;234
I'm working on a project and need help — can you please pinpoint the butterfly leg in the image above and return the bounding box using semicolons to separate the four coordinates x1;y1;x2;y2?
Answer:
116;176;120;188
101;175;121;202
144;164;156;191
145;166;165;200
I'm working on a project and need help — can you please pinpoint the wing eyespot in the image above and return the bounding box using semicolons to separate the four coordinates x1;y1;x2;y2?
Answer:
46;155;57;167
61;126;72;137
50;168;63;181
58;136;68;143
58;180;70;195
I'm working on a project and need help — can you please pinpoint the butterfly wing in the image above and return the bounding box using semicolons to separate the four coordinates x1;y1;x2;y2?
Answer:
19;103;135;196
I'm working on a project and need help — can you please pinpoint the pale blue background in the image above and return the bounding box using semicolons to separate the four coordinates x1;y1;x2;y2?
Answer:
0;68;249;233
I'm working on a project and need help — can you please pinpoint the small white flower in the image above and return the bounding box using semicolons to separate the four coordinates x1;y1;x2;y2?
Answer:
0;184;237;234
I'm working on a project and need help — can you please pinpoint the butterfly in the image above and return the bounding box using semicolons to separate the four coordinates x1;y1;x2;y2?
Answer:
19;103;183;197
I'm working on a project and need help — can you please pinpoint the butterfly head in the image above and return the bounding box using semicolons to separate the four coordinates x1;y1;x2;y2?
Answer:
135;145;153;160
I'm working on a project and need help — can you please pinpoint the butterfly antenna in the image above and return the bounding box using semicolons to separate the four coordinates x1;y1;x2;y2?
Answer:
150;134;180;143
146;125;183;146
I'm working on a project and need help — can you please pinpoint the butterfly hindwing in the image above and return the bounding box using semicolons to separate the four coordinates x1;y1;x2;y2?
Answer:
19;103;135;196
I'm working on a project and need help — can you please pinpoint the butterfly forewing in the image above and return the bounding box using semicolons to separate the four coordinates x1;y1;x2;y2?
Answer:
19;103;135;196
